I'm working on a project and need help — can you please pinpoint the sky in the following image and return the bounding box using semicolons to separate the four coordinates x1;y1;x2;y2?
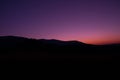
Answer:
0;0;120;45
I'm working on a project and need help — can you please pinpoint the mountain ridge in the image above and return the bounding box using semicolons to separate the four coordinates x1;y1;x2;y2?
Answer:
0;36;120;55
0;36;120;64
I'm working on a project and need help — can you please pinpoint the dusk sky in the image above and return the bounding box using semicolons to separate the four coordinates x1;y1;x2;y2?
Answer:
0;0;120;44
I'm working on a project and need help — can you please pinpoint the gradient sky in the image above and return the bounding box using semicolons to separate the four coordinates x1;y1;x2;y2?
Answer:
0;0;120;45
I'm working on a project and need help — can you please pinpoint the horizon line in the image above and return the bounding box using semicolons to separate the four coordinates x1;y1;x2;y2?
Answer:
0;35;120;45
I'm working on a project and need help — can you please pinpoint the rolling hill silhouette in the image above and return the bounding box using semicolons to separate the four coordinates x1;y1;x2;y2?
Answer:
0;36;91;54
0;36;120;64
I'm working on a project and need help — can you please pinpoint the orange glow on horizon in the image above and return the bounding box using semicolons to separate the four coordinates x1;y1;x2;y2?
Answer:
79;38;120;45
26;34;120;45
56;36;120;45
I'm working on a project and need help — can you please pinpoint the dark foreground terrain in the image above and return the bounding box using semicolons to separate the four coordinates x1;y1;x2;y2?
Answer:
0;36;120;64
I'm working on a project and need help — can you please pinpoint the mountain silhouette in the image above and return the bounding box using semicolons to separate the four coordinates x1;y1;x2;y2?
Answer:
0;36;120;54
0;36;120;64
0;36;91;53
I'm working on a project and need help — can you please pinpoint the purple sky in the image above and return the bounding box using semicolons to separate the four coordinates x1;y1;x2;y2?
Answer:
0;0;120;44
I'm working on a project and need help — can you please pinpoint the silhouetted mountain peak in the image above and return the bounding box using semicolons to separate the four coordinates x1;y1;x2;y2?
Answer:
67;40;84;44
0;36;28;40
0;36;120;46
0;36;120;55
0;36;91;48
